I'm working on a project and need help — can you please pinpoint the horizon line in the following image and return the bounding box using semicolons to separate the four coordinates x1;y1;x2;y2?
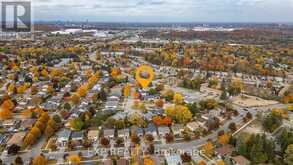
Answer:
34;20;293;24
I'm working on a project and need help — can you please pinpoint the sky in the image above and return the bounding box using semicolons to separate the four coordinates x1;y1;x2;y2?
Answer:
33;0;293;22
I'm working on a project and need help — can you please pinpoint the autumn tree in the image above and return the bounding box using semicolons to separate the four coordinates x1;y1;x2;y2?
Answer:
202;141;214;157
0;107;12;120
34;121;45;131
76;85;88;97
14;156;24;165
173;92;184;105
32;154;47;165
1;99;15;110
152;115;162;126
100;137;110;146
228;122;237;132
30;126;42;138
199;99;218;110
197;160;206;165
69;118;84;131
71;94;81;104
132;90;140;99
155;99;164;108
23;133;36;148
272;108;288;119
17;84;29;94
165;105;192;124
111;67;121;78
165;133;174;143
123;84;131;97
144;155;154;165
162;116;172;126
31;85;38;95
217;160;225;165
162;89;174;101
181;152;192;163
68;155;81;165
228;79;243;96
44;126;55;139
208;77;219;88
218;133;230;146
129;113;147;128
7;83;15;94
47;118;58;130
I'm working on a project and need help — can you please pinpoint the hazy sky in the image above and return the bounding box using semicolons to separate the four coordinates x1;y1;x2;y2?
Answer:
33;0;293;22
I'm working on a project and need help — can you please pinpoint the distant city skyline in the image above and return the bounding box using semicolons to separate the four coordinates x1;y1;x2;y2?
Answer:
33;0;293;22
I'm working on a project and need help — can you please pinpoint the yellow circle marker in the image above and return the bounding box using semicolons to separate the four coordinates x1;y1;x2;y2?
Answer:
135;65;154;89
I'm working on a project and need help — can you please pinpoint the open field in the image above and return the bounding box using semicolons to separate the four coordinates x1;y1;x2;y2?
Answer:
232;94;279;107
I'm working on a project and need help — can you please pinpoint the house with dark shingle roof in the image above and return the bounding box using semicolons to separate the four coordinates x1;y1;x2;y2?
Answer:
57;129;71;147
145;123;157;138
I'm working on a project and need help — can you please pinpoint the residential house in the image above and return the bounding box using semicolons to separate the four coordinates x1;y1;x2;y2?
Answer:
103;129;115;139
209;109;221;117
87;130;100;142
165;155;183;165
153;108;164;115
145;123;157;138
144;112;155;121
131;126;144;137
117;129;130;139
171;124;184;136
2;120;17;129
71;131;84;147
92;84;101;92
71;131;84;141
186;122;200;132
185;97;196;104
105;100;119;111
57;129;71;147
2;120;21;132
144;95;157;102
158;126;170;137
20;119;36;131
7;132;26;147
42;100;60;110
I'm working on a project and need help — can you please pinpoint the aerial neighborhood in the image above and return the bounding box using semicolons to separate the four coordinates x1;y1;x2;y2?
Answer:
0;23;292;165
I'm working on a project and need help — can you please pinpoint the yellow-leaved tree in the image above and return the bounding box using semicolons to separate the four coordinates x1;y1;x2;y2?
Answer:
32;154;47;165
173;92;184;105
68;155;81;164
202;141;214;158
218;133;230;146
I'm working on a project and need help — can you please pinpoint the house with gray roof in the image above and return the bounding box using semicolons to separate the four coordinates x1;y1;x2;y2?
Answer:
158;126;170;137
57;129;71;147
145;123;157;138
71;131;84;141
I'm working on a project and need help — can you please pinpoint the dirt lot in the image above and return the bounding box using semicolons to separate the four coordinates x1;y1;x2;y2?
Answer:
232;94;279;107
